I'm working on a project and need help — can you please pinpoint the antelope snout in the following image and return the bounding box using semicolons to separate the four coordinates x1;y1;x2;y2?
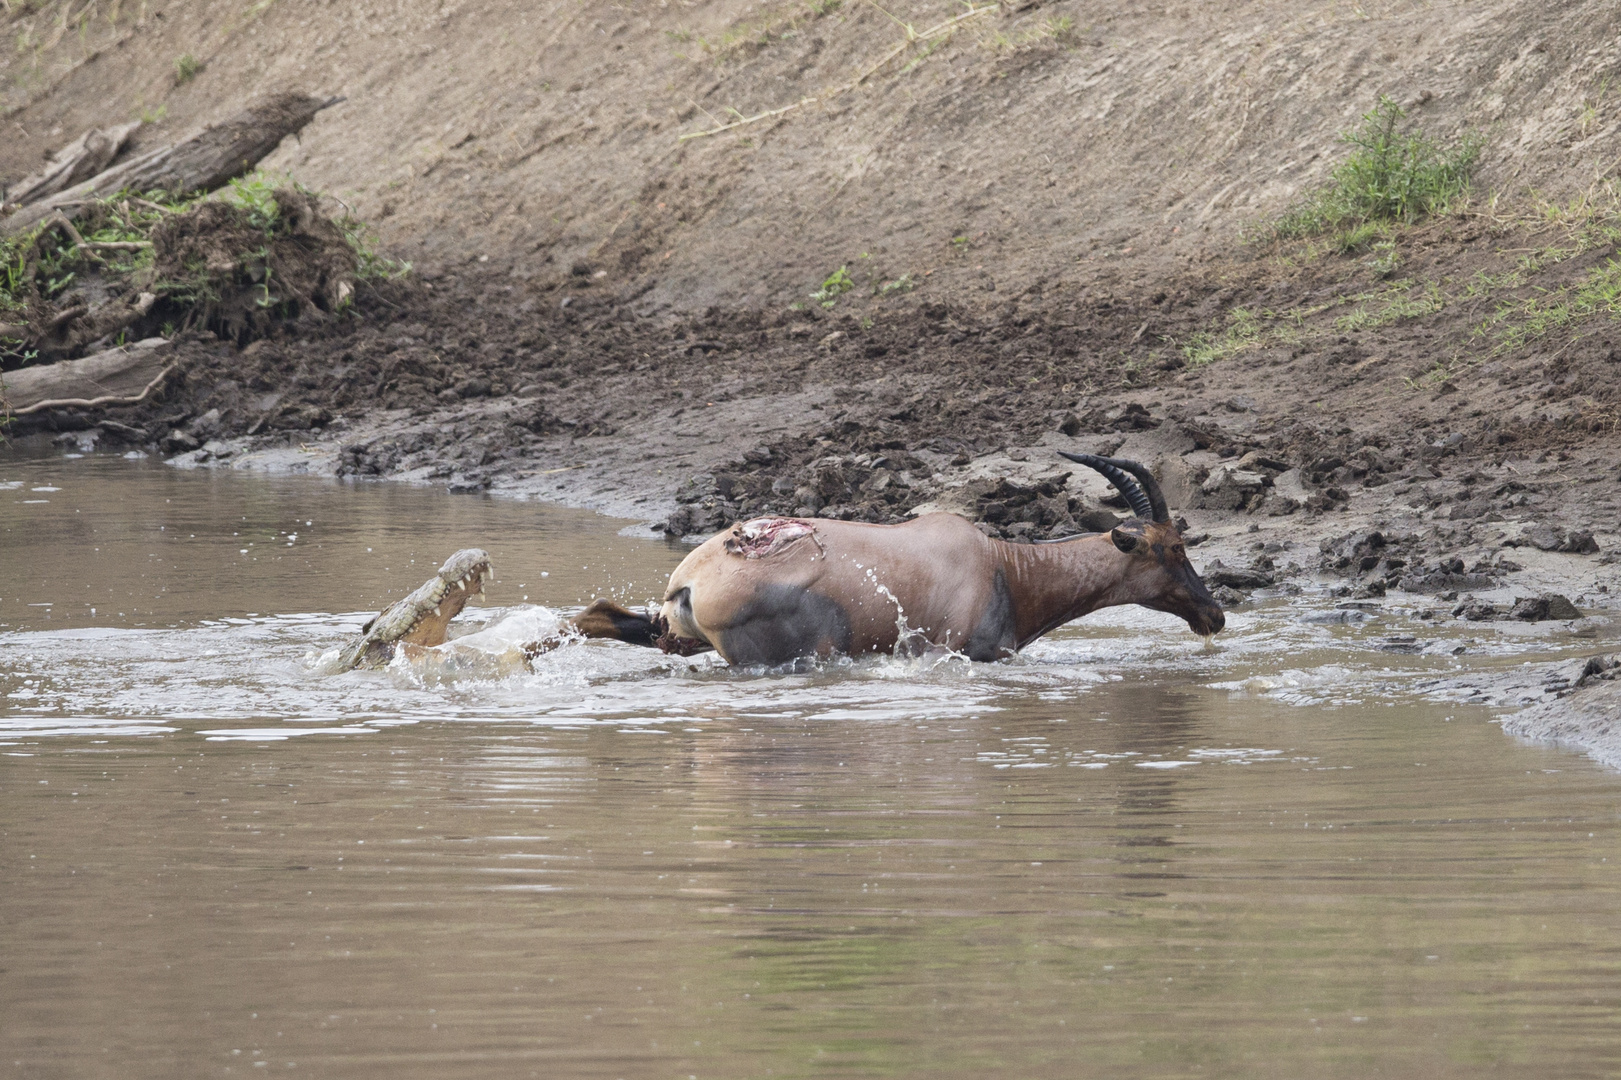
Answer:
1190;604;1225;637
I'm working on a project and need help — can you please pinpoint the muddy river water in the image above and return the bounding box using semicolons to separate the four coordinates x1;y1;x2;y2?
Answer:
3;452;1620;1079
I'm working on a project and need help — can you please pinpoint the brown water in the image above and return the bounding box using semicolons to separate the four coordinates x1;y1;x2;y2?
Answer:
4;453;1621;1079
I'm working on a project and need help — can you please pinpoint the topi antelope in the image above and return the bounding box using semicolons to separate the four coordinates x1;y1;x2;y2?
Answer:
338;455;1224;671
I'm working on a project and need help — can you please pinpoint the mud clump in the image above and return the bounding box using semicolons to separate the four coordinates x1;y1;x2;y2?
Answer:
1508;594;1582;622
151;186;356;343
1511;524;1602;555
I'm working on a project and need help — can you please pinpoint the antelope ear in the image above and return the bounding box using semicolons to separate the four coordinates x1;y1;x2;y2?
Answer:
1111;524;1147;554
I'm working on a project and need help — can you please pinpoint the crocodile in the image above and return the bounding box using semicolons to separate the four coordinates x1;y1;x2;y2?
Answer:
335;548;494;670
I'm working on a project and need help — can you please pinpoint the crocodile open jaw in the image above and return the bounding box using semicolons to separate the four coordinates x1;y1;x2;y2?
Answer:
335;548;493;670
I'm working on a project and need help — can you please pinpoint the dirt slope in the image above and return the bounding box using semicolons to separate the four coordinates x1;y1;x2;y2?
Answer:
5;0;1621;311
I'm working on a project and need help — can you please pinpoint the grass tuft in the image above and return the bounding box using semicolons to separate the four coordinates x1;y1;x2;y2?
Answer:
1269;96;1481;241
810;265;854;308
1178;307;1265;367
1478;257;1621;355
1334;279;1444;333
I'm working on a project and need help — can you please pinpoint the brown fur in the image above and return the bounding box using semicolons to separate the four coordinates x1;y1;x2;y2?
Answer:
624;512;1223;666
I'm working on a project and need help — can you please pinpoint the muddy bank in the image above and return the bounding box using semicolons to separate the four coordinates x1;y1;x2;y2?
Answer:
9;234;1621;762
1505;656;1621;769
15;226;1617;604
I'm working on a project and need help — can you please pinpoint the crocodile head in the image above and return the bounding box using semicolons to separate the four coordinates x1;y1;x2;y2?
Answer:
335;548;493;670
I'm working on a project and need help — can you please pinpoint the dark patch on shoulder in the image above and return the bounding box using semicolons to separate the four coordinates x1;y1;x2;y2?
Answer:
719;584;853;666
964;568;1017;661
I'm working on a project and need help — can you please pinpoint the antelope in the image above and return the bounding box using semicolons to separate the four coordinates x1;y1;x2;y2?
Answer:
337;455;1224;671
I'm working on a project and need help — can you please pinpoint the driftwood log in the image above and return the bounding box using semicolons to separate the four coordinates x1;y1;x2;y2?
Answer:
4;121;143;208
1;337;174;415
1;93;341;237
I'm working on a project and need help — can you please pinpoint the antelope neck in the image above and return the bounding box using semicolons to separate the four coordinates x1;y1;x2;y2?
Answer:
994;533;1129;647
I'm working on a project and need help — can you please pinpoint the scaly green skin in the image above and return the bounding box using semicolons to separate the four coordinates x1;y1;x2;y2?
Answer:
336;548;492;670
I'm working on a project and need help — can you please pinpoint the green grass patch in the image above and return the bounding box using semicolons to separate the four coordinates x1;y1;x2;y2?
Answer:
1477;257;1621;354
173;53;201;84
337;215;412;281
1334;279;1445;333
1177;306;1266;367
1269;96;1481;241
810;265;854;308
3;172;404;364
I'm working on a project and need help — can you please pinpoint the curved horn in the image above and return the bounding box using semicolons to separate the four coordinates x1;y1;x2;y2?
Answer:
1108;457;1171;523
1057;452;1169;523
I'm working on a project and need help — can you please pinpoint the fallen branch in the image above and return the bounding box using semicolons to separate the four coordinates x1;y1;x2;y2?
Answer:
42;210;105;264
78;241;153;251
47;303;89;330
10;363;177;416
4;121;142;208
128;197;178;215
2;93;343;237
2;338;173;415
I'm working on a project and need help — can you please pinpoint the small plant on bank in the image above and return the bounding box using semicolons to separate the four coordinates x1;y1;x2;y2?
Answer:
337;215;413;281
1177;306;1264;367
218;172;290;231
811;265;854;308
173;53;202;84
1269;96;1482;242
1366;239;1401;278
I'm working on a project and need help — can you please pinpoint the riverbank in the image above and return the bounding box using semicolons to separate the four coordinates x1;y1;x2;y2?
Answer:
4;0;1619;761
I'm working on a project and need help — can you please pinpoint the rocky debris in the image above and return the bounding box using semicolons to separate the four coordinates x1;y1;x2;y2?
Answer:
1511;524;1602;554
1203;558;1276;590
957;472;1118;541
1069;401;1161;432
1453;598;1502;621
1507;594;1583;622
1320;528;1424;591
1299;608;1375;624
1200;463;1269;512
664;450;934;537
1337;578;1387;599
1266;468;1313;514
1313;527;1534;595
1573;654;1621;689
1397;563;1501;594
1201;555;1280;606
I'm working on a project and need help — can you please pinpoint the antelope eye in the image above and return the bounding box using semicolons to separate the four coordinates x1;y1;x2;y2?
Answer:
1172;544;1184;556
